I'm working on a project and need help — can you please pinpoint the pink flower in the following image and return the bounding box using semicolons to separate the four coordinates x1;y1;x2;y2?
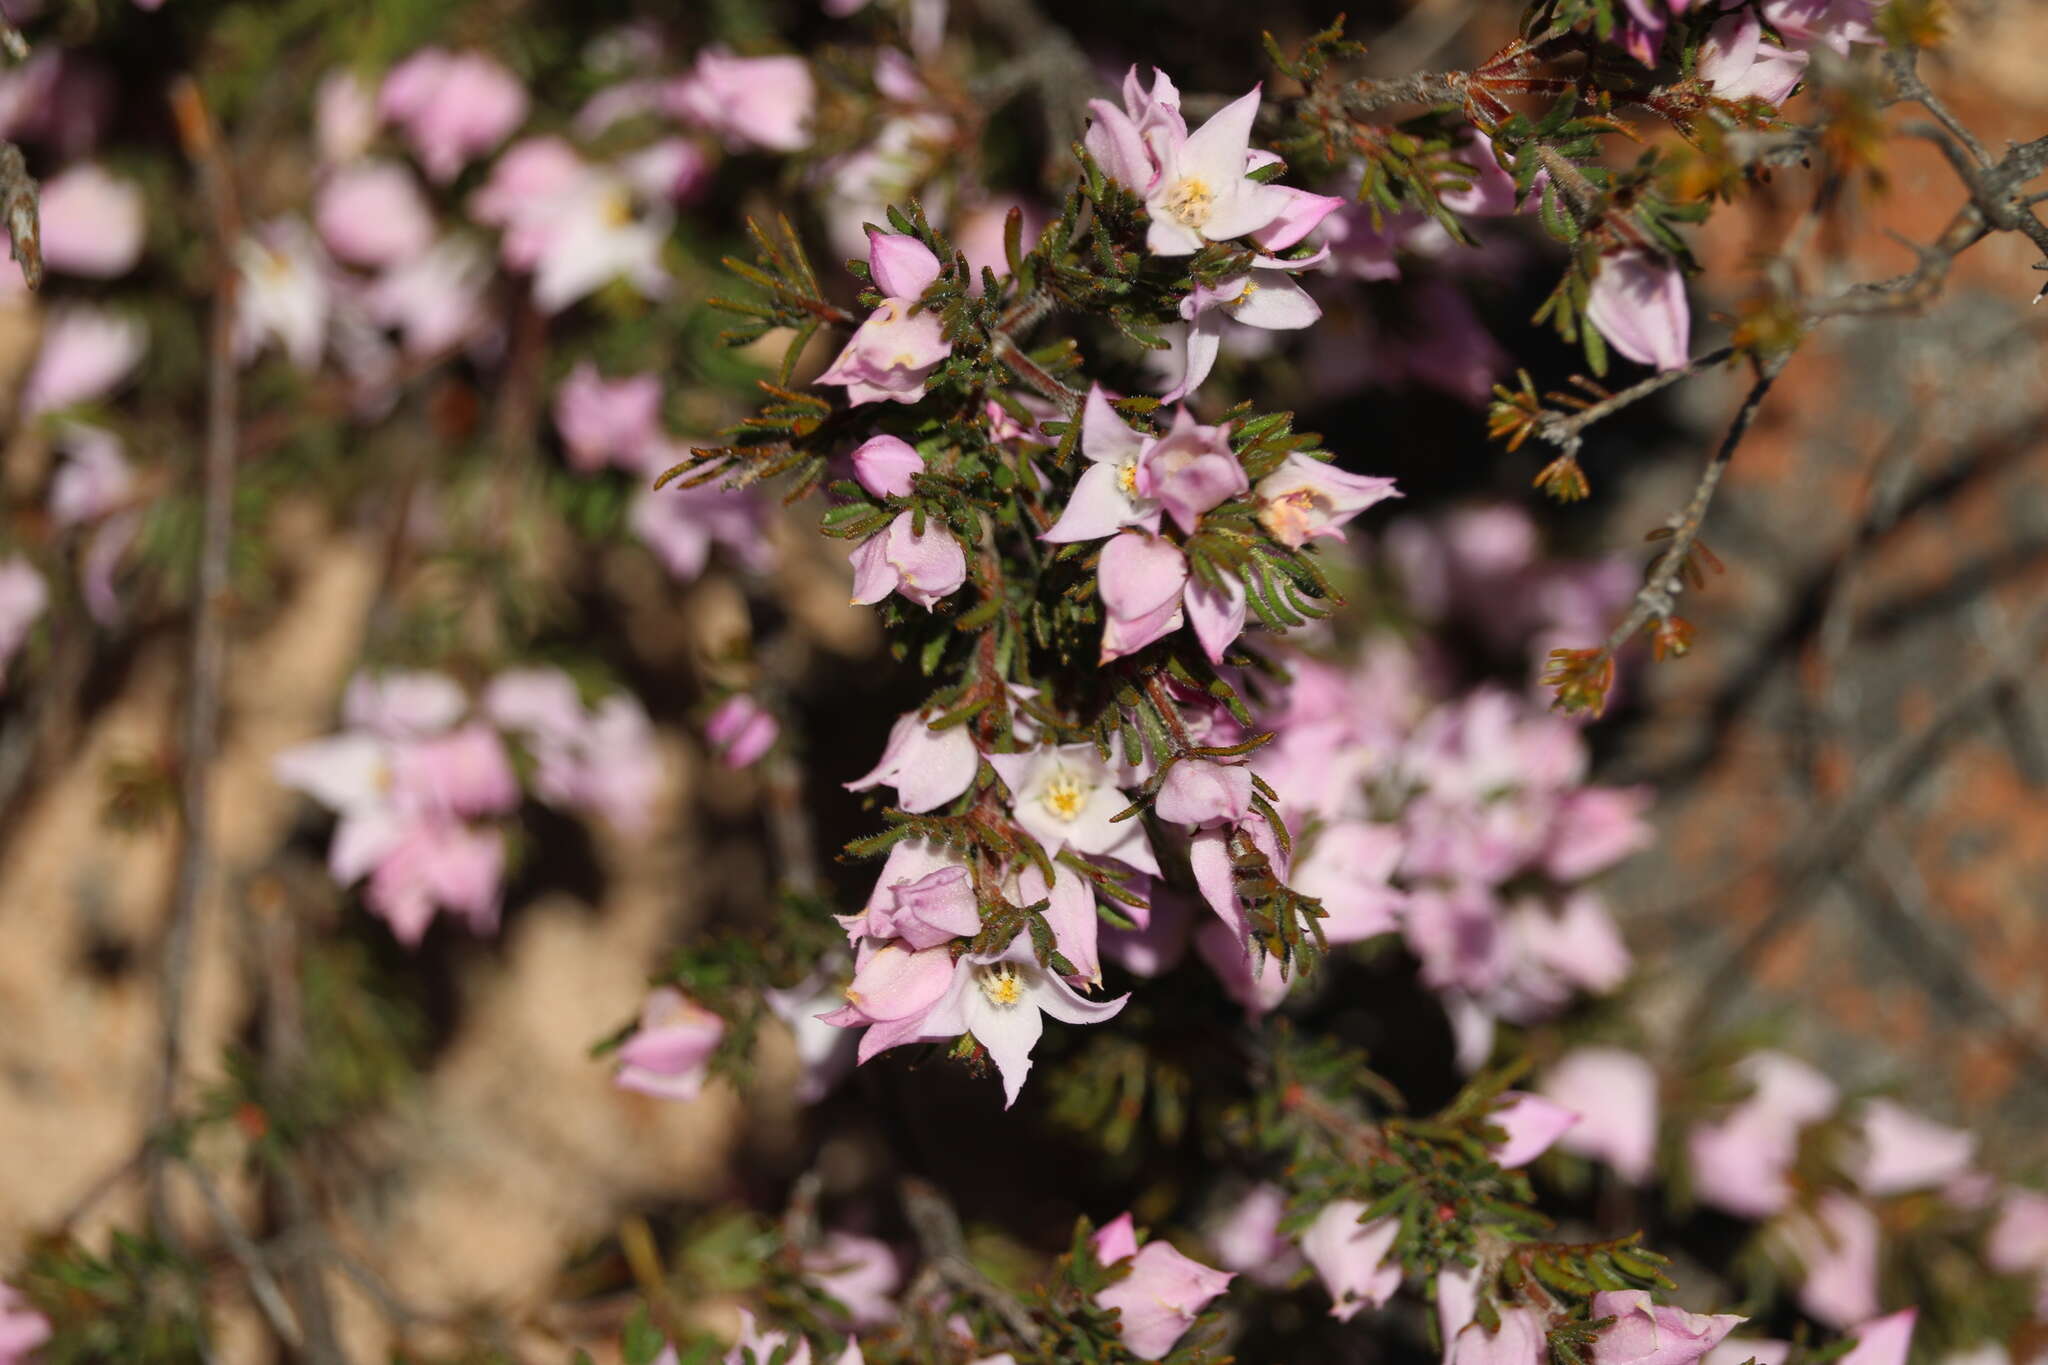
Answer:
553;362;662;473
630;452;775;584
1255;454;1400;549
1489;1091;1579;1168
1043;385;1163;543
1155;758;1253;828
1449;1306;1552;1365
705;695;779;769
1838;1311;1917;1365
1543;786;1655;881
666;47;815;153
1092;1220;1234;1360
1586;251;1690;372
1299;1199;1401;1321
1988;1188;2048;1274
1195;917;1294;1015
1099;533;1190;662
380;49;529;182
39;163;145;277
362;235;493;358
1139;86;1299;257
803;1232;900;1328
50;423;133;527
1205;1184;1302;1288
850;434;925;498
1168;256;1325;401
469;137;588;267
364;819;506;944
845;709;978;813
1084;66;1188;197
314;160;435;268
1540;1047;1659;1183
1703;1343;1792;1365
816;232;951;406
392;722;520;817
1688;1051;1838;1218
987;743;1158;875
1763;0;1882;57
1776;1193;1882;1328
1847;1099;1976;1196
0;557;46;689
615;986;726;1102
866;864;980;951
345;670;467;735
526;171;673;314
1587;1292;1744;1365
818;939;960;1062
315;69;378;164
849;512;967;610
25;305;146;415
0;1283;51;1364
1135;407;1245;534
1291;821;1406;943
1440;130;1526;217
1699;12;1810;103
621;139;712;203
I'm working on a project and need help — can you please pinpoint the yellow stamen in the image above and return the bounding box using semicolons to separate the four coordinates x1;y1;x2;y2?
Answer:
1040;769;1090;822
1162;177;1214;228
977;963;1025;1007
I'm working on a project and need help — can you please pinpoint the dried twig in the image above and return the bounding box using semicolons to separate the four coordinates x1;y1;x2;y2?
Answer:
0;142;38;289
900;1177;1041;1348
153;75;241;1234
184;1162;305;1353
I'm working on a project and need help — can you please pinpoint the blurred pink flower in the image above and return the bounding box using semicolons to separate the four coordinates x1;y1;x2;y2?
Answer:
1195;917;1294;1016
362;235;493;358
1489;1091;1580;1168
364;819;505;943
1204;1183;1301;1288
0;557;47;690
553;362;662;473
1299;1199;1401;1321
1541;1046;1659;1183
1699;12;1810;103
1777;1192;1882;1328
24;305;146;416
1847;1099;1977;1197
234;218;333;370
615;986;725;1102
803;1232;900;1328
38;163;145;277
666;47;815;153
1838;1310;1917;1365
380;48;529;182
630;449;775;583
705;694;779;769
315;160;436;267
315;69;378;164
50;422;133;527
1449;1305;1551;1365
0;1282;51;1364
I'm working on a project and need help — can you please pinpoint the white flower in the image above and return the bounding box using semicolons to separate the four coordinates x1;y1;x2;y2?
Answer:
922;934;1127;1106
987;742;1158;874
1142;87;1295;257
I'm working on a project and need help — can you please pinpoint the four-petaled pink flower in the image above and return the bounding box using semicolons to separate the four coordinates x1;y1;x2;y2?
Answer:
1097;531;1245;665
1091;1213;1234;1360
817;231;952;406
615;986;726;1103
988;742;1159;874
922;932;1127;1106
1139;86;1298;257
849;511;968;610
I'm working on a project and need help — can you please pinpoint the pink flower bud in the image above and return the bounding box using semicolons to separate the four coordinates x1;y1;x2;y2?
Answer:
850;434;926;498
877;865;981;950
1155;758;1254;829
1098;531;1188;661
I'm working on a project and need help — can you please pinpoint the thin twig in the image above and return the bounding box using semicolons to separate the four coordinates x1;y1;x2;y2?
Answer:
153;76;241;1235
900;1177;1041;1348
185;1162;305;1353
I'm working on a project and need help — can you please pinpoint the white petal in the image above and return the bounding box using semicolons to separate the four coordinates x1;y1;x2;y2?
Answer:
1231;275;1321;331
967;991;1045;1108
1043;463;1141;543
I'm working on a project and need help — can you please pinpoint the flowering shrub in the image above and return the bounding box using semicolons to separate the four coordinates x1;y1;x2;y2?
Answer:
0;1;2044;1363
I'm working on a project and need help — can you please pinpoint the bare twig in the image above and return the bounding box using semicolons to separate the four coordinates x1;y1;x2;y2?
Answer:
0;142;38;289
152;76;242;1234
1684;600;2048;1032
184;1162;305;1353
900;1177;1041;1348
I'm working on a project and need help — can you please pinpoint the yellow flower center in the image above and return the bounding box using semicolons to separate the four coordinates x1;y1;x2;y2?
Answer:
1040;769;1090;822
1258;488;1330;544
1162;177;1214;228
602;188;635;228
1116;461;1139;496
977;963;1024;1008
